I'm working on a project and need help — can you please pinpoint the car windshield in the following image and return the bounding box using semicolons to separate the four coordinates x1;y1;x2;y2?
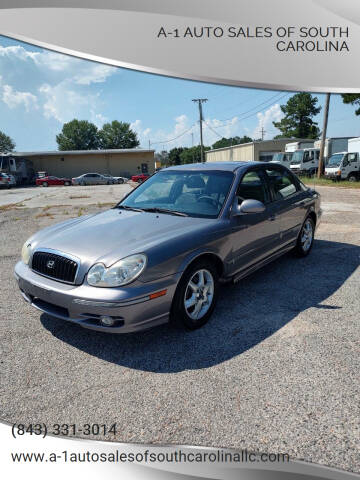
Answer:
291;151;304;164
327;154;344;167
118;170;234;218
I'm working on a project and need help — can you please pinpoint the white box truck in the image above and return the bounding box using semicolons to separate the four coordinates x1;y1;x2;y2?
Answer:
289;148;320;176
285;141;315;152
324;137;360;181
314;137;355;164
270;151;293;168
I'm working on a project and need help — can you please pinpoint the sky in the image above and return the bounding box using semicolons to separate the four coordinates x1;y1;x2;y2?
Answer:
0;34;359;153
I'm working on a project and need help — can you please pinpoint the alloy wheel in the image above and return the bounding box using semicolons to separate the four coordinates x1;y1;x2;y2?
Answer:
301;218;313;253
184;269;214;320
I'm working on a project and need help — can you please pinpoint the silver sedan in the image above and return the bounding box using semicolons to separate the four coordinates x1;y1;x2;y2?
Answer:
15;162;321;333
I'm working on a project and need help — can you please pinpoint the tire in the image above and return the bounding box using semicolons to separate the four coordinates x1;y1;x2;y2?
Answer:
42;182;48;187
138;179;143;184
348;174;357;182
294;216;315;257
118;178;124;184
170;260;219;330
64;181;70;186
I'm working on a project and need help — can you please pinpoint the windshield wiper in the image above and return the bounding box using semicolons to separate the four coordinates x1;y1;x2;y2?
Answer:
115;205;144;212
141;207;188;217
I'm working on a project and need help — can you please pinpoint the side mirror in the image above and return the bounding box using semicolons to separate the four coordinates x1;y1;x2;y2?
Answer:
232;197;266;216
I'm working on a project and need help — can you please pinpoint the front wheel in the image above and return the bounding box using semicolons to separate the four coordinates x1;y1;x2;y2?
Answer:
64;181;70;186
294;216;315;257
42;182;48;187
348;174;357;182
170;260;219;330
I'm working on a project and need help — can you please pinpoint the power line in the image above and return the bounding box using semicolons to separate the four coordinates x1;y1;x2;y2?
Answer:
209;91;284;120
149;123;196;146
209;92;290;129
204;121;224;139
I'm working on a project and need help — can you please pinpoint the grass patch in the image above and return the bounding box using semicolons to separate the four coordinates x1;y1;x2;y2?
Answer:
299;176;360;189
0;202;25;211
97;202;114;208
77;207;85;217
35;212;54;219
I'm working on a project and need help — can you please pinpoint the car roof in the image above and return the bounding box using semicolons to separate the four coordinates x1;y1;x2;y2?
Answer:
164;161;262;172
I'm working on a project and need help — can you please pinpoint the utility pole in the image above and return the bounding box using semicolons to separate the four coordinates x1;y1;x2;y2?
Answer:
148;139;151;150
192;98;207;162
318;93;331;178
260;126;266;141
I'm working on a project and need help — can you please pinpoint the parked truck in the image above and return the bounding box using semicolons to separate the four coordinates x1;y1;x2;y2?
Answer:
314;137;355;164
289;148;320;176
270;152;294;168
285;140;315;152
0;154;35;185
324;137;360;181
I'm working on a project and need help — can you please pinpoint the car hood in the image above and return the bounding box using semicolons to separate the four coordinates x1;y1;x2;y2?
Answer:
31;208;217;269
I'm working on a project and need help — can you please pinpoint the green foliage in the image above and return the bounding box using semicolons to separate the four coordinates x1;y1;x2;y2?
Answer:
56;119;100;151
179;145;210;164
98;120;139;149
273;93;321;139
212;135;252;149
0;131;15;153
341;94;360;115
155;150;169;166
168;147;185;165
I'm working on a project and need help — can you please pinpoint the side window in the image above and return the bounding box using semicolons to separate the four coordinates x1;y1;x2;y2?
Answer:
237;170;268;204
265;168;298;200
349;153;357;163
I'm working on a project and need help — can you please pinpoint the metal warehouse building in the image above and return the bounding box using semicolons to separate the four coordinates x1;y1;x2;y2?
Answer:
205;138;314;163
6;149;155;178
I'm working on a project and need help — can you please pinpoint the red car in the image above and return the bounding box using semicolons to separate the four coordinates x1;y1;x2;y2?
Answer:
36;176;71;187
131;173;150;184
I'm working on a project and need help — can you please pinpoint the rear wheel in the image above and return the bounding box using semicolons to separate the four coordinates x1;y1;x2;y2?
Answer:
294;216;315;257
42;182;48;187
171;260;219;330
64;181;70;186
348;174;357;182
138;179;143;184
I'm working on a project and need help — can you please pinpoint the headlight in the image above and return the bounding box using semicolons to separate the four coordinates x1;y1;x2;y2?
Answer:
87;254;147;287
21;241;32;265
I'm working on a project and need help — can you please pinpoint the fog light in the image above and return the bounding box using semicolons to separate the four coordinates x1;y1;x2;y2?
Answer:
100;315;115;326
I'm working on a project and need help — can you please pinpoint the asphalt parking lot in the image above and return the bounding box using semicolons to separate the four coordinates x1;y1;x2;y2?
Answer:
1;184;359;473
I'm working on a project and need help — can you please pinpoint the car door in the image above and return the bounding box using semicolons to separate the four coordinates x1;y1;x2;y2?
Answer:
264;165;307;247
229;168;280;275
345;152;359;179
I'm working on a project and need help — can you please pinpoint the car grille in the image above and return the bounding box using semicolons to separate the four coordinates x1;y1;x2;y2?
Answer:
31;251;78;283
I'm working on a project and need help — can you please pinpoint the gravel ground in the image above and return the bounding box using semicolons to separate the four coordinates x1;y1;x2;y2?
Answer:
0;185;359;473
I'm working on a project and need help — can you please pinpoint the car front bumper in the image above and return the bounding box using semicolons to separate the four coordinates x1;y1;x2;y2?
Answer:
14;261;180;333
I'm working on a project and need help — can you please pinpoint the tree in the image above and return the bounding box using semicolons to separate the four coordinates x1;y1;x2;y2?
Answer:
212;135;252;149
179;145;210;164
341;94;360;115
168;147;185;165
98;120;139;149
155;150;169;166
0;131;15;153
56;119;100;151
273;93;321;139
